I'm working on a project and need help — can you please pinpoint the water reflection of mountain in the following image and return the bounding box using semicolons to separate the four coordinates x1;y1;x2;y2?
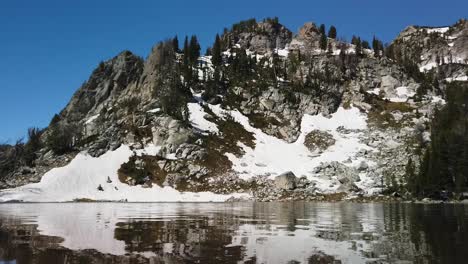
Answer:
0;219;149;264
0;203;467;263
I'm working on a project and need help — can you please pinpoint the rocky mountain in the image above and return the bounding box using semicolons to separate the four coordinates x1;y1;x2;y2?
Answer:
390;19;468;79
0;18;467;202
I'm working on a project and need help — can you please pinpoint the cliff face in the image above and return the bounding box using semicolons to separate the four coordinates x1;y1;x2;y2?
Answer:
0;18;466;202
391;19;468;77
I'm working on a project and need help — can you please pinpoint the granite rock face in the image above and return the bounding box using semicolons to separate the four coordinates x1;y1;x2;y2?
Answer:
223;20;293;54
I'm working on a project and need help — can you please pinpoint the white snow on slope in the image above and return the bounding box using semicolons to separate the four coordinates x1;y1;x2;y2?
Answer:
390;86;415;102
188;102;219;134
85;114;100;124
445;75;468;82
275;48;289;57
367;87;415;102
367;88;381;96
147;108;161;113
425;27;449;34
209;105;371;192
419;61;438;72
0;145;247;202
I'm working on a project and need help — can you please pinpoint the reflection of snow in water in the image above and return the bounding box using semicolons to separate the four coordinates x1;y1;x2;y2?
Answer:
0;203;391;263
229;203;385;263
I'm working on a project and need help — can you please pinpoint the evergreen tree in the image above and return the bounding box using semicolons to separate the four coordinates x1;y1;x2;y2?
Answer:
338;43;347;73
339;43;347;63
319;24;326;35
328;26;337;39
211;34;223;67
46;123;77;155
405;158;416;193
352;36;363;57
183;36;189;58
23;127;42;166
413;82;468;198
385;44;395;59
372;36;383;57
172;35;179;52
319;24;327;50
362;40;370;50
189;35;201;66
50;114;61;126
152;40;191;122
183;36;191;83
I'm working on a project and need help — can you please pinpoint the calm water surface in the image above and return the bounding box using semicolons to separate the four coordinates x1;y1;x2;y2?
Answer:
0;202;467;264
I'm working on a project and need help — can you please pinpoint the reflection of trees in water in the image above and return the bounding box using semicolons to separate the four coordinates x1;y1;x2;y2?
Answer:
249;202;468;263
114;215;244;263
113;203;348;263
375;203;468;263
405;204;468;263
0;219;64;264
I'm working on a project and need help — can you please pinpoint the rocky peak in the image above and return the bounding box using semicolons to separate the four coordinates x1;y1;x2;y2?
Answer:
222;18;292;54
296;22;321;41
60;51;144;123
392;19;468;74
288;22;334;53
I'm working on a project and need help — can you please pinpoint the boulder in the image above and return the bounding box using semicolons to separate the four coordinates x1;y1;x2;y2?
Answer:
357;161;369;171
274;171;297;190
380;75;401;95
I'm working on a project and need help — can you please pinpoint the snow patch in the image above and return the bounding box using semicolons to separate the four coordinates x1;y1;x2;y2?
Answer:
209;105;371;193
445;75;468;82
275;48;289;57
431;96;446;104
367;87;415;102
188;103;219;134
0;145;247;202
85;114;99;124
366;88;381;96
147;108;161;113
419;62;438;72
425;27;449;34
387;86;415;102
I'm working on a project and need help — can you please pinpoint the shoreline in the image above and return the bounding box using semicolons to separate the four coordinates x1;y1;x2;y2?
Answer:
1;195;467;204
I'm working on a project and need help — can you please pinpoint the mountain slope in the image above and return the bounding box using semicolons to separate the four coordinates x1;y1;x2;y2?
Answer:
0;18;467;202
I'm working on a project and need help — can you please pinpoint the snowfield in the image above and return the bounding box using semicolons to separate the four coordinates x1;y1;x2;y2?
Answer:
366;86;415;103
425;27;450;34
209;105;373;192
0;145;248;202
445;75;468;82
188;102;219;134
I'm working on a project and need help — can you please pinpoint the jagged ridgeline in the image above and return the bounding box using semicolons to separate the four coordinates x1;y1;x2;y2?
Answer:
0;17;467;202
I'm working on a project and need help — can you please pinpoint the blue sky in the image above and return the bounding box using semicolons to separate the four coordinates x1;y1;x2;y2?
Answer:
0;0;466;143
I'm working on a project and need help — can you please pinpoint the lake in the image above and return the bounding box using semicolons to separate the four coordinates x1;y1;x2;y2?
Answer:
0;202;467;263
